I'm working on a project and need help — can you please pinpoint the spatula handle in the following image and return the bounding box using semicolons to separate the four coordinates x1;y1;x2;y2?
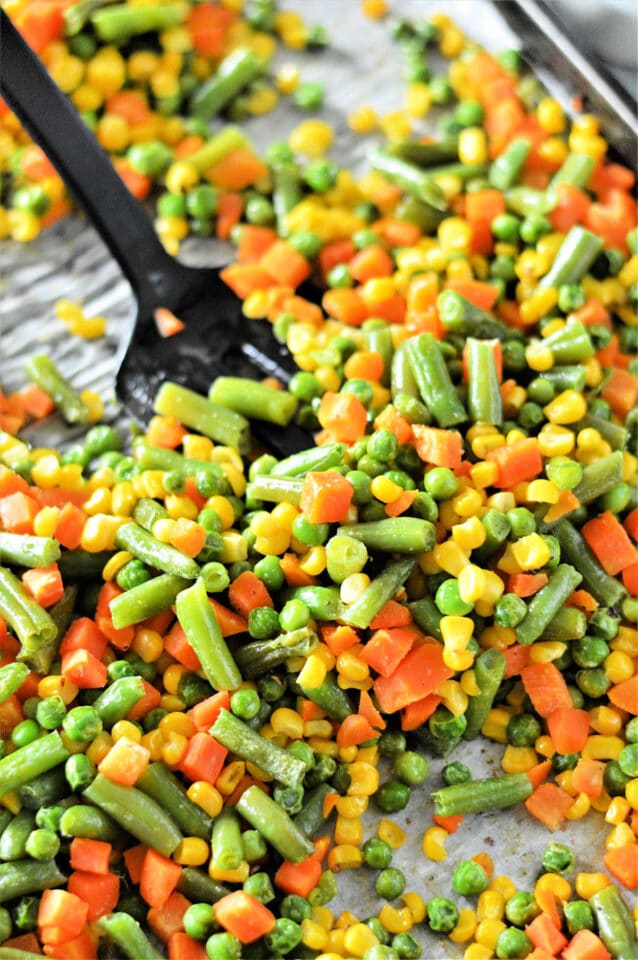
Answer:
0;9;182;305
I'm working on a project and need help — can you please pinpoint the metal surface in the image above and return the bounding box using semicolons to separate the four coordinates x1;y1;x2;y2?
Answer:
1;3;634;954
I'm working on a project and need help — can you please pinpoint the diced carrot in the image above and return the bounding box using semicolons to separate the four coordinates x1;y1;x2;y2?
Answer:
358;689;386;731
343;350;385;383
22;564;64;607
311;835;331;864
0;695;23;737
413;426;463;469
336;713;378;747
322;792;339;819
507;573;548;598
486;437;542;489
0;465;31;498
279;552;318;587
360;626;419;678
59;618;108;661
525;912;567;955
177;731;228;784
21;383;55;419
236;225;278;263
401;693;441;732
2;933;43;954
69;838;111;875
565;589;599;614
113;158;152;200
572;757;605;799
625;506;638;541
465;189;506;231
373;217;420;247
280;295;323;327
317;391;368;444
105;90;150;125
209;598;249;636
622;561;638;596
126;679;161;721
0;491;39;534
17;1;65;52
604;844;638;890
608;675;638;715
546;707;590;755
524;782;574;831
188;691;231;731
168;932;208;960
152;307;185;339
274;856;322;898
216;192;243;241
300;469;354;524
213;891;276;944
366;292;406;325
220;263;276;299
140;849;183;908
38;890;88;943
369;600;413;630
145;415;187;449
432;813;464;834
549;182;590;232
227;571;273;619
186;2;234;57
43;928;98;960
207;148;267;191
584;188;637;252
582;510;638;575
562;929;611;960
322;624;360;657
169;518;207;558
374;642;453;714
322;288;368;327
299;699;325;723
590;160;635;196
98;737;150;786
319;239;357;278
525;759;552;788
54;502;87;551
446;278;499;312
349;244;394;282
260;241;311;290
30;488;88;510
374;405;414;445
148;891;191;942
520;662;573;717
67;871;119;921
164;622;202;672
61;649;107;689
123;844;148;884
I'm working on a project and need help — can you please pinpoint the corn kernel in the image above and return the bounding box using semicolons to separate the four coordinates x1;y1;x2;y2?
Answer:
605;822;635;849
604;650;634;684
378;904;413;934
423;825;448;862
174;837;209;866
475;918;506;950
440;616;474;655
402;892;426;924
606;797;631;825
501;745;537;774
301;919;329;951
328;844;363;872
582;735;624;761
481;707;511;743
535;873;571;903
378;818;406;848
565;792;591;820
537;97;566;133
477;890;505;921
458;127;488;166
112;720;142;744
187;782;223;818
347;762;379;797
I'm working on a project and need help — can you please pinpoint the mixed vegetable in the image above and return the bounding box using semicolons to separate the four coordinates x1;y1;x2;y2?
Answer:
1;1;638;959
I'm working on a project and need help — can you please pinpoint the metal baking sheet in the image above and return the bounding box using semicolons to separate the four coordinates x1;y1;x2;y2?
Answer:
1;3;635;955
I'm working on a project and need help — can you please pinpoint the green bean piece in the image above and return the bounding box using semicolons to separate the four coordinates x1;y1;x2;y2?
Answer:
137;762;213;840
338;518;435;555
541;607;587;641
187;126;249;174
515;564;583;646
0;731;69;798
177;867;230;905
405;333;468;427
432;772;533;816
236;785;314;864
555;520;626;608
154;382;250;455
407;596;443;641
463;648;506;741
542;365;588;392
473;509;512;565
208;377;297;427
0;661;28;705
93;676;146;728
467;338;503;425
234;626;318;679
0;809;36;860
132;497;168;532
572;451;624;505
212;808;244;872
543;320;594;363
110;573;190;629
246;476;303;506
387;137;459;167
211;709;308;788
369;149;447;210
300;671;353;722
391;340;419;399
436;291;518;341
57;549;114;580
24;355;91;424
505;186;553;217
395;194;446;234
60;804;122;841
133;441;225;485
364;324;394;387
578;414;628;452
341;558;416;629
0;858;66;904
286;586;343;622
91;2;185;41
17;765;68;809
48;585;77;653
63;0;119;35
548;152;595;191
190;47;265;121
294;783;332;838
271;161;303;237
590;885;638;960
270;444;348;478
98;912;164;960
488;138;530;190
0;566;58;671
430;162;488;183
176;578;241;691
537;226;603;289
115;523;199;579
0;533;61;569
83;774;183;856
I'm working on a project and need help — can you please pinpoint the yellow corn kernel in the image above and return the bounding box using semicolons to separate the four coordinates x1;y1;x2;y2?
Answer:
270;707;304;740
479;625;516;651
520;287;558;325
301;919;329;951
187;782;223;819
328;844;363;872
439;24;465;57
378;818;406;849
575;872;612;900
447;906;477;944
529;641;567;665
582;735;624;761
452;487;484;518
33;506;60;538
334;815;364;847
423;825;448;862
165;493;199;521
443;647;475;671
612;625;638;656
477;889;505;921
604;650;635;684
537;423;575;458
139;730;163;761
335;796;368;819
481;707;511;743
535;873;572;904
463;945;493;960
215;760;245;796
537;97;566;133
340;573;371;605
173;837;209;866
87;732;114;766
220;531;248;564
438;217;472;255
402;892;426;924
132;628;164;664
487;876;516;902
304;720;334;739
209;860;250;883
336;650;369;683
404;81;432;118
296;653;327;689
625;780;638;809
343;921;379;958
161;731;188;767
347;762;379;797
433;540;469;576
568;131;607;160
162;665;186;697
606;796;631;825
461;669;481;697
565;792;591;820
348;105;378;134
299;546;327;577
458;127;488;166
360;276;396;304
526;479;561;504
511;532;551;570
1;792;21;815
605;822;636;850
206;496;235;531
437;679;468;717
500;745;537;775
475;918;506;951
38;675;78;704
31;454;61;488
544;389;588;425
452;516;486;551
111;720;142;745
458;564;486;604
378;904;413;934
158;712;194;741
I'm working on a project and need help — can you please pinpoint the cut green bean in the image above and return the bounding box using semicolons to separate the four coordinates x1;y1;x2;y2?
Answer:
246;476;303;506
84;774;183;856
177;867;230;905
110;573;190;629
209;377;297;426
57;550;114;580
537;225;603;289
388;138;459;167
272;161;303;237
91;2;185;42
370;149;447;210
543;321;594;363
0;731;69;798
341;558;415;629
60;804;122;841
0;809;36;861
437;291;519;341
572;451;624;505
176;578;241;691
132;497;168;532
467;338;503;425
154;382;250;454
234;626;318;679
338;518;435;554
133;441;225;484
408;596;442;641
541;606;587;641
97;912;164;960
115;522;200;579
270;444;347;478
300;671;353;722
391;340;419;399
432;773;533;816
24;355;91;424
515;564;583;646
17;765;68;809
555;521;626;608
0;533;61;568
405;333;468;427
187;126;249;174
549;153;595;192
190;48;265;121
93;676;146;728
488;138;530;190
137;762;213;840
294;783;333;838
463;648;506;741
0;661;28;704
0;565;58;671
542;365;587;392
0;858;66;904
364;325;394;387
63;0;119;35
236;785;314;864
211;709;308;788
212;808;244;871
590;885;638;960
505;186;553;217
286;586;343;622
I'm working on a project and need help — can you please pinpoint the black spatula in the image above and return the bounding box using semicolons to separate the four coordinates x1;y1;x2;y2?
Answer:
0;9;312;457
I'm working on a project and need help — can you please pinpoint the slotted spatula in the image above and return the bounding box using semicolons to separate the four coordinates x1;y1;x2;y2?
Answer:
0;9;311;457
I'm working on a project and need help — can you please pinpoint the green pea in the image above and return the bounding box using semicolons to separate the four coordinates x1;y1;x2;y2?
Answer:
526;377;555;405
184;902;216;941
230;688;261;721
362;837;393;869
625;717;638;743
185;184;218;220
424;467;458;500
367;429;399;464
292;513;330;547
253;555;285;592
62;705;102;742
506;507;536;538
280;894;312;923
491;213;520;243
376;867;406;900
65;753;95;792
545;457;583;490
393;751;429;786
244;194;274;226
326;534;368;583
346;470;372;506
454;100;484;126
11;718;40;748
442;761;471;786
308;868;337;906
248;605;281;640
200;562;230;594
551;752;579;774
127;141;173;176
435;578;473;616
327;263;354;288
288;230;323;259
495;927;533;959
519;214;552;245
363;946;400;960
427;897;459;934
157;191;187;218
391;933;422;959
243;871;275;904
452;859;489;896
116;558;152;590
507;713;541;747
294;82;324;111
35;805;65;832
541;841;575;875
375;779;410;813
205;931;242;960
12;184;50;216
36;695;66;730
25;828;60;860
494;593;527;629
563;899;595;935
304;159;339;194
572;636;609;668
505;891;539;927
366;916;391;945
604;759;631;796
490;255;517;281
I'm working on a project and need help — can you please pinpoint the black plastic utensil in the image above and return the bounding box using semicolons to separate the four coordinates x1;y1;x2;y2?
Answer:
0;9;310;457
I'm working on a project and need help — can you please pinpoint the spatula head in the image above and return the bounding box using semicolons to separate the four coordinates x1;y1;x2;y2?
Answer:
115;265;312;458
